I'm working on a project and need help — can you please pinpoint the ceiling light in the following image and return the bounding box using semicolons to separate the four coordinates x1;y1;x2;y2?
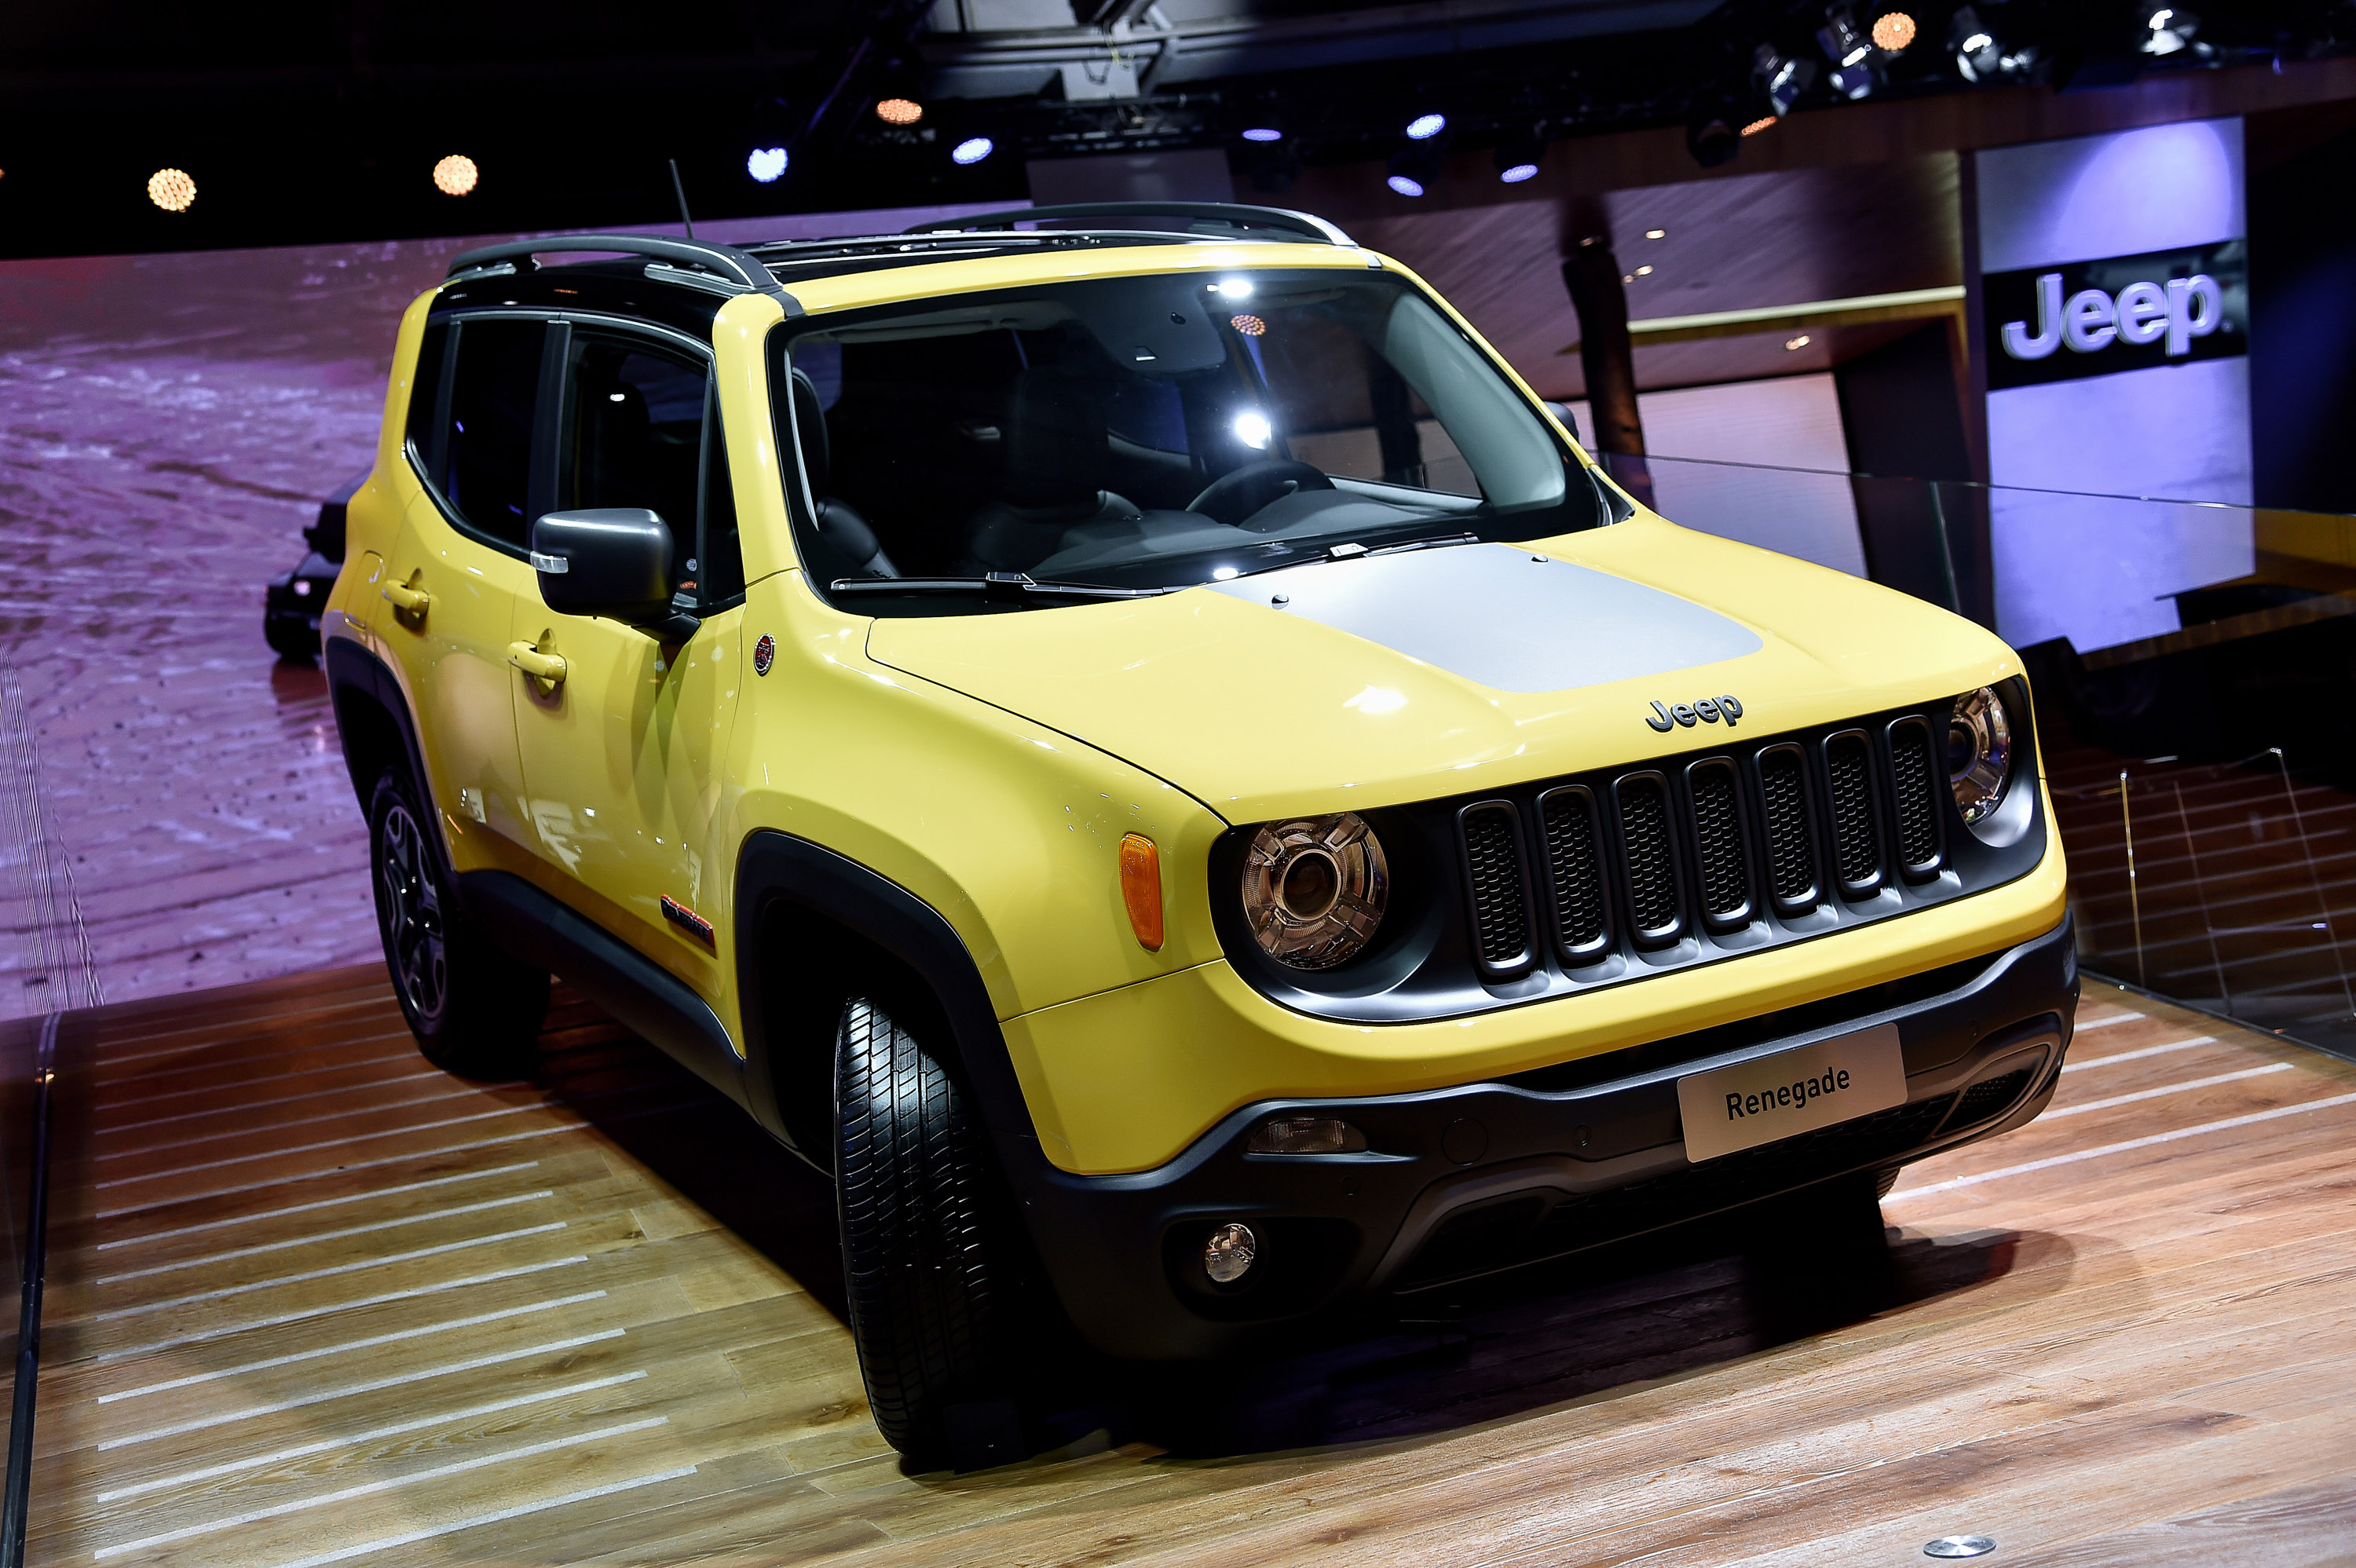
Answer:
1786;333;1811;349
951;136;993;165
1387;174;1425;197
1634;265;1652;276
2141;6;2199;55
1233;411;1272;448
1742;116;1778;135
1949;6;2034;81
1645;228;1666;239
1213;278;1253;297
1405;113;1446;141
146;168;196;212
1386;149;1435;196
432;155;479;196
875;97;923;126
1818;9;1868;65
1498;163;1538;183
1494;138;1543;184
1754;42;1817;116
1871;11;1917;50
1229;313;1267;336
1241;127;1282;142
748;146;787;183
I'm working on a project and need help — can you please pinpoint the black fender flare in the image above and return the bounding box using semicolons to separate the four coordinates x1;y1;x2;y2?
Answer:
732;831;1044;1180
324;634;436;827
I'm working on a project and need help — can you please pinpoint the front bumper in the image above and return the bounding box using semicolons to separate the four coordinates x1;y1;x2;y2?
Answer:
1012;913;2076;1359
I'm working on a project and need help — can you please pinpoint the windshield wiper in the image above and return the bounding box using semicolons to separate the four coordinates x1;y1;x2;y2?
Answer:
831;572;1176;604
1220;530;1483;584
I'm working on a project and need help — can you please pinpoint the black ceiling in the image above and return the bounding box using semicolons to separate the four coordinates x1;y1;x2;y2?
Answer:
0;0;2348;258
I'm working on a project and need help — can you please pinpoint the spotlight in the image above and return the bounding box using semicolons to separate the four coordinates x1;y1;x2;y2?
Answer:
951;136;994;165
1949;5;2036;81
747;146;788;183
1241;126;1283;142
2141;6;2199;55
1830;60;1877;97
1786;333;1812;349
1818;8;1870;68
1871;11;1917;51
433;154;479;196
1405;112;1446;141
1742;116;1778;136
1686;114;1740;169
875;97;924;126
1229;313;1267;337
1494;140;1543;184
1386;149;1436;196
146;168;196;212
1754;42;1817;117
1645;228;1666;239
1232;411;1272;448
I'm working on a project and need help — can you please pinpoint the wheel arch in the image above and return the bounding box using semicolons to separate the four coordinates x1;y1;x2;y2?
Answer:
734;830;1042;1179
324;634;434;824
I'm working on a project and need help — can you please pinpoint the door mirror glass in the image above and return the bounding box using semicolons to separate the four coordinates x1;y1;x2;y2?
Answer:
530;509;679;627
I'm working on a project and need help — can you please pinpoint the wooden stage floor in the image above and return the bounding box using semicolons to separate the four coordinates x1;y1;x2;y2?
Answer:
24;965;2356;1566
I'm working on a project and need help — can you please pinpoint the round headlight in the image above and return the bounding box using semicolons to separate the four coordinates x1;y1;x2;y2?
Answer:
1947;686;2014;824
1240;812;1388;970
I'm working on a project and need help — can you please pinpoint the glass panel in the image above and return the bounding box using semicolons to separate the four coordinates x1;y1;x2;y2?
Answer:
442;318;543;548
564;337;706;583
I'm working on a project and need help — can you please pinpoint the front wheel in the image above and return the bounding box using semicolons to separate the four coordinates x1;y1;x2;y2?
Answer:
368;767;547;1077
835;996;1035;1464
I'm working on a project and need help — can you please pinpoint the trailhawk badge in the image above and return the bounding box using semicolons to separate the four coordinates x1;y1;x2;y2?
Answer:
752;634;775;676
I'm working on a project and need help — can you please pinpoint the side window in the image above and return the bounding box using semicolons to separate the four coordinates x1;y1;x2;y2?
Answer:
562;334;743;609
404;320;451;473
441;318;545;548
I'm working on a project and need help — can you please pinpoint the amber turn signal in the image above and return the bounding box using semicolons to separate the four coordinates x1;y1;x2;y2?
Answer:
1119;832;1164;951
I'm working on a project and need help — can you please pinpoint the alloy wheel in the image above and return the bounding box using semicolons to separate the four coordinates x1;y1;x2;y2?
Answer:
378;800;448;1022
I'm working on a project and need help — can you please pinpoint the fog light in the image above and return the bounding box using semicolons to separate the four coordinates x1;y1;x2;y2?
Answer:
1203;1221;1257;1282
1248;1117;1366;1155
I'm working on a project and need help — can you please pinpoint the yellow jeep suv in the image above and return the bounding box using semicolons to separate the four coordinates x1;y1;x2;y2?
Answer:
324;203;2071;1463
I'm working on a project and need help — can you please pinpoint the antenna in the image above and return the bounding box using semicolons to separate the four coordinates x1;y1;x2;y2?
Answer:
668;159;696;239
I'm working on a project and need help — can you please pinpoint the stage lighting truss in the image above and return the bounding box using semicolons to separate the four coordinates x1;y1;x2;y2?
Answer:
432;155;479;196
147;167;196;212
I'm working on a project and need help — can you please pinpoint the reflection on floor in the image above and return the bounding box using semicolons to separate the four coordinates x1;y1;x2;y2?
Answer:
29;970;2356;1566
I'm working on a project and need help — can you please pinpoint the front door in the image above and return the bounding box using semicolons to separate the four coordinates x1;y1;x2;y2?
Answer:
510;326;747;1010
379;313;550;853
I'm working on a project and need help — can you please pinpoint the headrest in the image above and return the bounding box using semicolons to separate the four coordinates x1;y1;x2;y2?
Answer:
1003;367;1109;509
790;367;831;495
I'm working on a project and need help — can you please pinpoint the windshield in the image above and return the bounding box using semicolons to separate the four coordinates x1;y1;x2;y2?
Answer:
769;266;1620;611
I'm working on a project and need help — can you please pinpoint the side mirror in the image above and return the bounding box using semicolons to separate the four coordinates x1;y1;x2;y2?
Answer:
529;509;683;630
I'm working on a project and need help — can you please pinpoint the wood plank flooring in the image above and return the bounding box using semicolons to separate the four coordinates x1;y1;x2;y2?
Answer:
24;965;2356;1566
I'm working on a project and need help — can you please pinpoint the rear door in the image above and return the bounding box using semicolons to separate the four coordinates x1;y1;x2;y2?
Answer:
510;323;747;1006
380;313;551;851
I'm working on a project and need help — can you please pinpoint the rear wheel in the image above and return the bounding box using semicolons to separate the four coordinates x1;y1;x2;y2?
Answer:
368;768;547;1077
835;996;1033;1465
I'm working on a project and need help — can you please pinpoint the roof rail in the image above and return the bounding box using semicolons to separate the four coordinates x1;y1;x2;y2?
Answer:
444;233;796;306
905;202;1355;248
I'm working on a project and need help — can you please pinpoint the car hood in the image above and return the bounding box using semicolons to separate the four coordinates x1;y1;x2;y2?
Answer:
864;520;2020;824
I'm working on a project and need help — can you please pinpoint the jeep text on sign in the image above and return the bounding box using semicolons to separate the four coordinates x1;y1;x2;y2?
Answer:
1982;238;2246;391
1674;1023;1907;1162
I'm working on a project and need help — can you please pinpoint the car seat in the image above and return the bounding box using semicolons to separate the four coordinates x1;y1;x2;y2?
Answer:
790;369;898;579
960;367;1143;574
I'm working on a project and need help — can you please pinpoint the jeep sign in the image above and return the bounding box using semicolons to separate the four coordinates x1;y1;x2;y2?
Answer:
1982;237;2246;391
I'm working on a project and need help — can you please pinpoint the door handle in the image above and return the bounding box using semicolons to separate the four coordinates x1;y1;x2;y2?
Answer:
508;641;568;684
382;579;430;615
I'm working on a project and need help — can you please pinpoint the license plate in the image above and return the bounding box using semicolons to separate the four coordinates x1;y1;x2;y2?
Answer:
1676;1023;1907;1163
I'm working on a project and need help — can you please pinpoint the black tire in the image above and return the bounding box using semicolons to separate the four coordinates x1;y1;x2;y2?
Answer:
835;996;1029;1464
368;768;547;1077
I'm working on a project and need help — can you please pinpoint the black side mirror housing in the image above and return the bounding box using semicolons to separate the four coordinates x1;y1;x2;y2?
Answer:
529;510;693;634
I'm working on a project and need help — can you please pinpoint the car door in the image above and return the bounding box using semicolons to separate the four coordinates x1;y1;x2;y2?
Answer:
510;323;746;1005
379;313;551;851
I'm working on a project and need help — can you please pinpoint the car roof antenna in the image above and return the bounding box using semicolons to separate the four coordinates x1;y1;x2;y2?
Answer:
668;158;696;240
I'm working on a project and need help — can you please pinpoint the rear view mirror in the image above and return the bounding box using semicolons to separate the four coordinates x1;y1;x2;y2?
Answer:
529;509;682;630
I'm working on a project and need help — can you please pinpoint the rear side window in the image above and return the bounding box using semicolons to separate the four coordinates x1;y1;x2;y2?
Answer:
404;320;450;465
441;318;544;548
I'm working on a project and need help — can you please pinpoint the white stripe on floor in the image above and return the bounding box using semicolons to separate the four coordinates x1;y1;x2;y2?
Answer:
96;1370;649;1500
95;1024;412;1070
94;1192;555;1284
2071;1011;2145;1031
82;1223;568;1323
97;1068;445;1134
93;1256;589;1364
97;1329;628;1451
1892;1091;2356;1199
2045;1062;2294;1120
92;1415;669;1559
99;1289;608;1403
2062;1036;2215;1073
95;1163;540;1252
259;1466;697;1568
95;1084;485;1161
95;1104;553;1188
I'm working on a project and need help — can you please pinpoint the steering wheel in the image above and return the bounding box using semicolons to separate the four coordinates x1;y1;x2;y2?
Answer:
1187;460;1333;529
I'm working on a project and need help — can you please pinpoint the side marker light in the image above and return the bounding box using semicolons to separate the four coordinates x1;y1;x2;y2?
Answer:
1119;832;1164;951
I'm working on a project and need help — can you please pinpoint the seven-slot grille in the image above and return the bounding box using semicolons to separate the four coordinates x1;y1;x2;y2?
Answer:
1467;718;1944;973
